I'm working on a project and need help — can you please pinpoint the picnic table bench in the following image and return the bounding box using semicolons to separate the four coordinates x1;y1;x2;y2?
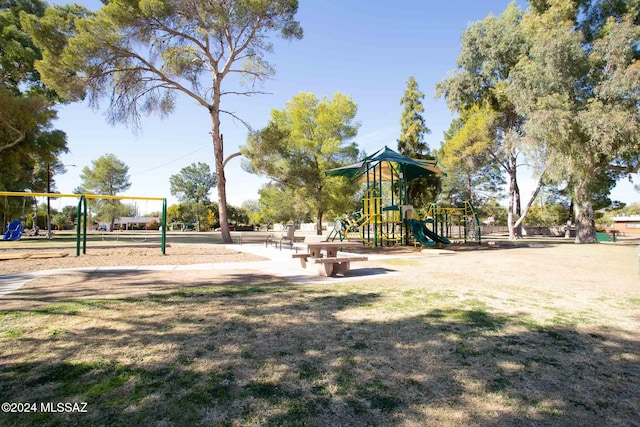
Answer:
292;240;368;276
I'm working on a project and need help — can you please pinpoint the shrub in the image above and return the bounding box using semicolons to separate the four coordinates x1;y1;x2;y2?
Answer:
146;220;160;230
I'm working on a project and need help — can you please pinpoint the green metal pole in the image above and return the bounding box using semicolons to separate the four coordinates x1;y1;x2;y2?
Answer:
375;162;380;247
82;196;87;254
366;164;371;245
75;195;83;256
161;198;167;254
372;163;376;247
433;202;438;235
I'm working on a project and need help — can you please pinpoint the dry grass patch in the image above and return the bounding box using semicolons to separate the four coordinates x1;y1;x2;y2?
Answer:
0;243;639;426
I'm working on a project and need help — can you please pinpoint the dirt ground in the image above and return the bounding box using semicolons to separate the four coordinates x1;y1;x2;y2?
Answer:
1;239;638;301
0;245;266;276
1;240;638;426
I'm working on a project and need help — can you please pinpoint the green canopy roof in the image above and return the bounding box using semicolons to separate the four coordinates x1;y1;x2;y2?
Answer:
325;146;443;182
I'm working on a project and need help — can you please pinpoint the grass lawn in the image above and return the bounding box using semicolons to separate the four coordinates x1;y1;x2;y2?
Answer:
0;242;639;426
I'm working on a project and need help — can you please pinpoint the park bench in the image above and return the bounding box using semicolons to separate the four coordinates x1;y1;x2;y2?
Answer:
291;238;368;276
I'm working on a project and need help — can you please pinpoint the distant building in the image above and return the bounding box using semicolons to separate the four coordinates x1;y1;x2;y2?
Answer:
115;217;160;230
605;215;640;236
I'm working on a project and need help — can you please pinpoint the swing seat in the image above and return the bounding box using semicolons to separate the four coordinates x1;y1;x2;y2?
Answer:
3;220;24;241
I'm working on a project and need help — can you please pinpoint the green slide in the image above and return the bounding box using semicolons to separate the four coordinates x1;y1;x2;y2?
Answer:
406;219;451;246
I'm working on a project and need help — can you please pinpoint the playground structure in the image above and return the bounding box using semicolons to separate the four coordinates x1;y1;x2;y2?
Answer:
326;146;481;248
418;200;482;245
0;191;167;255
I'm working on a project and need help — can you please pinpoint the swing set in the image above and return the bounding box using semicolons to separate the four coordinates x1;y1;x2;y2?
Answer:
0;191;167;255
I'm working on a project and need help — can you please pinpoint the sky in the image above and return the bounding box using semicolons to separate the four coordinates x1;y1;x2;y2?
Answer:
49;0;639;214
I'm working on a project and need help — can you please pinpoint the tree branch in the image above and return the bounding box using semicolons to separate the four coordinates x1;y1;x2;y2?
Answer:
222;17;263;76
222;151;242;168
114;48;210;109
0;107;30;152
148;16;208;54
609;161;640;174
220;109;253;131
220;90;271;97
513;169;546;229
488;150;509;172
227;68;270;79
0;128;25;153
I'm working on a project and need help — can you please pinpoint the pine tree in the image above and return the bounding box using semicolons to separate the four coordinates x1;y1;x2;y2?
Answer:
398;76;430;156
397;76;440;206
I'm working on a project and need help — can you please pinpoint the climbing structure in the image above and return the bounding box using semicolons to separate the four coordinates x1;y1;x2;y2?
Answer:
420;199;481;245
326;146;445;247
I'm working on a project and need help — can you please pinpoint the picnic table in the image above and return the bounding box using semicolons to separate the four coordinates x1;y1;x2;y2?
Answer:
292;240;368;277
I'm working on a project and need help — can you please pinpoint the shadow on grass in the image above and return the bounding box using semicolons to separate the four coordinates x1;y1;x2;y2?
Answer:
0;276;638;426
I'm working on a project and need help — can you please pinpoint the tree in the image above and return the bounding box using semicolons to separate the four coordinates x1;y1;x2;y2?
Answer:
398;76;430;157
25;0;302;244
0;87;52;153
80;154;131;196
477;198;509;226
51;212;68;230
508;0;640;243
438;108;505;207
524;202;570;227
397;76;440;206
169;162;217;231
0;0;69;205
243;92;360;234
436;3;542;240
254;183;302;228
0;0;46;92
79;154;131;228
240;199;261;226
61;204;77;226
166;203;182;224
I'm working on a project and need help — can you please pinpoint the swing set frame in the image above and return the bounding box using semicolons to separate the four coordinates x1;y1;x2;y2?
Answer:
0;191;167;256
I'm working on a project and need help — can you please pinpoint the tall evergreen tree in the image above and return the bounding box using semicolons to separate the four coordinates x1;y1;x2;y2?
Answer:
398;76;430;156
397;76;440;207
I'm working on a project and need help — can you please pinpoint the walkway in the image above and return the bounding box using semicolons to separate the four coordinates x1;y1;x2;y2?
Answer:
0;243;401;296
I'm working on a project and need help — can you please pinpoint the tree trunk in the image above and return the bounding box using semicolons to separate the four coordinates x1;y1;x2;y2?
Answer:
564;200;573;239
573;181;597;243
210;104;232;243
466;171;472;203
513;170;545;230
195;203;201;232
316;210;323;235
507;168;517;240
513;175;522;238
507;197;515;239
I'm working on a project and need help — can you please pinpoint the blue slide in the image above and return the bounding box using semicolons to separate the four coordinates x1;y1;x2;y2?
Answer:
406;219;451;247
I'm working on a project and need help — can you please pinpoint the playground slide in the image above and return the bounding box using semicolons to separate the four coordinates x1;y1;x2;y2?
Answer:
406;219;451;247
421;223;451;245
2;220;23;241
